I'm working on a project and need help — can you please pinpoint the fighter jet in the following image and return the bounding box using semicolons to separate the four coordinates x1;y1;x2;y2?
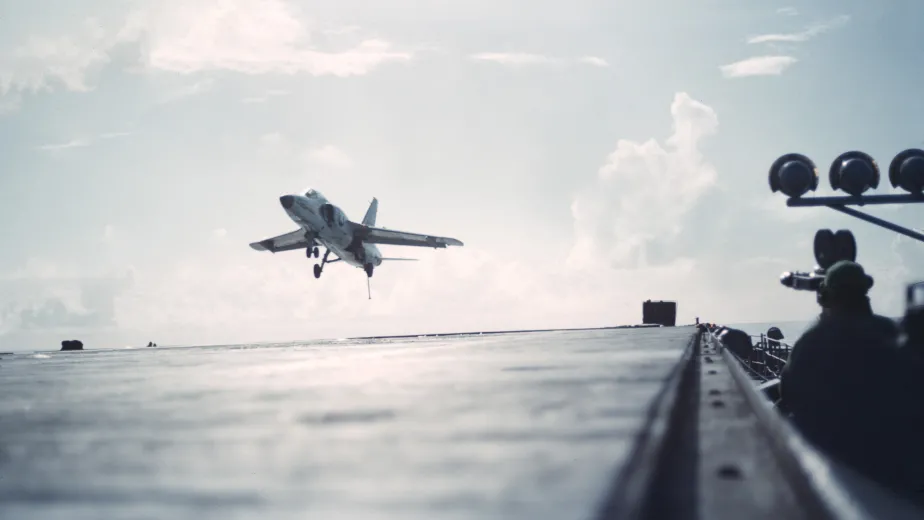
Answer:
250;189;463;297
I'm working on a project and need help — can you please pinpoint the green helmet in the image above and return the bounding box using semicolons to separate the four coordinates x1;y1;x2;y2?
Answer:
821;260;874;298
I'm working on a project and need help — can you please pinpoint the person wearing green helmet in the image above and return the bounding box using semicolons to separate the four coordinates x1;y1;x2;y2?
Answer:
780;260;920;498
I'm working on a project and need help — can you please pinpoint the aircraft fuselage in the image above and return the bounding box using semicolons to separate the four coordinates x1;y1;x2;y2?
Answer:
279;192;382;270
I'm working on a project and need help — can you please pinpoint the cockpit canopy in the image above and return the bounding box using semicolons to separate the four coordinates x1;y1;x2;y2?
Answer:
304;189;327;201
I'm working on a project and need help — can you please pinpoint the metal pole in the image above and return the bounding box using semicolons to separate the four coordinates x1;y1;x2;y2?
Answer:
787;194;924;207
826;205;924;243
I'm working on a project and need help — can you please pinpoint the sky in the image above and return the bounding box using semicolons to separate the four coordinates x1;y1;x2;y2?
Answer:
2;0;924;351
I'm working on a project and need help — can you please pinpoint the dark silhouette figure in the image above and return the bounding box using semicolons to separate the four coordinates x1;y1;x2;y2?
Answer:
718;328;753;359
898;286;924;504
780;261;920;498
766;326;784;348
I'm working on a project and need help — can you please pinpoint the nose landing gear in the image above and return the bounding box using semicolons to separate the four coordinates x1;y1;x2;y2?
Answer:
314;249;332;279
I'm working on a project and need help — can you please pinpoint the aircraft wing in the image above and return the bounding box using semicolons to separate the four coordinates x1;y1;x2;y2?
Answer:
351;223;463;248
249;229;313;253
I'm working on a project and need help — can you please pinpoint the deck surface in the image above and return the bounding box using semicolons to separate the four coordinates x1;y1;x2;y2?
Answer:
0;326;695;520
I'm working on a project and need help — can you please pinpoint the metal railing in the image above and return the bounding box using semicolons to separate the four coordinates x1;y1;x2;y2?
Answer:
705;326;793;383
736;333;792;382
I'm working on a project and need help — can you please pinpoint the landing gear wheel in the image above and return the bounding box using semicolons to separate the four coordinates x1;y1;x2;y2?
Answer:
313;247;320;258
313;264;322;279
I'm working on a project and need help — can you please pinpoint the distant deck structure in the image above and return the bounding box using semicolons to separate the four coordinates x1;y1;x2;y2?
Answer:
642;299;677;327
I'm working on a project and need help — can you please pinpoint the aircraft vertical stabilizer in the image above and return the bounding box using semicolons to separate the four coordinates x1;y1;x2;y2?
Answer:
362;198;378;227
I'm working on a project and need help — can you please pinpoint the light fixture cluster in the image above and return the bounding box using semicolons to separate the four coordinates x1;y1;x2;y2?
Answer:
769;149;924;198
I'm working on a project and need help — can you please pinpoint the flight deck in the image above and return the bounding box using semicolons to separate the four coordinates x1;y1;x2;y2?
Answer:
1;326;921;519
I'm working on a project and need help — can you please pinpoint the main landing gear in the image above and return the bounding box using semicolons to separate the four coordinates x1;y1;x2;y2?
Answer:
306;246;319;259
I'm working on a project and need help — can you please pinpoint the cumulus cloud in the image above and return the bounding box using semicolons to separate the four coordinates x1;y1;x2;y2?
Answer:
0;18;113;99
747;15;850;44
470;52;557;66
720;55;797;77
0;266;133;338
567;92;718;270
578;56;609;67
0;92;818;350
123;0;411;76
97;241;711;349
0;0;412;111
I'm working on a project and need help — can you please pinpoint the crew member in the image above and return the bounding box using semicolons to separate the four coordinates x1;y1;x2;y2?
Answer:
780;260;918;495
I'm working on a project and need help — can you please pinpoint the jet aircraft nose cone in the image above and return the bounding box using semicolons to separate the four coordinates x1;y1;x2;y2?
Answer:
280;195;294;209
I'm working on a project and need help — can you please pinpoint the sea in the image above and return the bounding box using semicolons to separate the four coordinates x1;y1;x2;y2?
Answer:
726;320;815;345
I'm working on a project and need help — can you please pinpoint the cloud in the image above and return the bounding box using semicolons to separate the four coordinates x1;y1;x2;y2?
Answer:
0;91;826;351
99;131;132;140
567;92;718;270
720;55;797;77
470;52;557;66
35;138;93;152
0;92;21;115
322;25;362;37
35;131;132;152
212;228;228;239
303;145;353;169
873;233;924;314
256;133;353;175
747;15;850;44
125;0;412;76
718;14;848;80
157;78;214;104
0;18;113;100
258;132;286;148
0;267;133;338
103;225;115;241
0;0;413;111
241;89;289;103
777;7;799;16
579;56;609;68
